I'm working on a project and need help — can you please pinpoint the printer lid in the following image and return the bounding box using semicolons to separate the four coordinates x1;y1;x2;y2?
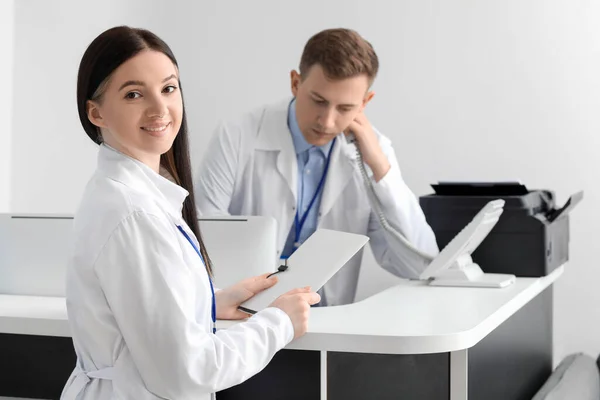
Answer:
422;182;583;220
431;181;529;196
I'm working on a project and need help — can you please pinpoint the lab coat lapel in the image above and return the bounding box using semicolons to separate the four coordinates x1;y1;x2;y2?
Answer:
319;135;357;219
255;98;298;205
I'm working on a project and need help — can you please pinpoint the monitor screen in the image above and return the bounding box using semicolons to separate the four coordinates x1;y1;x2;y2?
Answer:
0;214;278;296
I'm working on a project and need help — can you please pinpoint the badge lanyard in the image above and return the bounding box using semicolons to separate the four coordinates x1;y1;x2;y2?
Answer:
284;138;336;259
177;225;216;334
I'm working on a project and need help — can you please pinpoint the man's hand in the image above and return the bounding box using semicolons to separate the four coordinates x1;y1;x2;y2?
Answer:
215;273;278;320
345;113;391;182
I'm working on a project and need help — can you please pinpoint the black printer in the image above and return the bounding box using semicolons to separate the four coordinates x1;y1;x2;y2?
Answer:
419;182;583;277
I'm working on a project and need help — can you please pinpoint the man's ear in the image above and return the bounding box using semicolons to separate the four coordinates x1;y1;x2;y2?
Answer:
360;91;375;112
87;100;107;129
290;70;301;97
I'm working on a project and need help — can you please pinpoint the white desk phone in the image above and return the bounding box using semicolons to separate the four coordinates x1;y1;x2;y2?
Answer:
345;131;515;288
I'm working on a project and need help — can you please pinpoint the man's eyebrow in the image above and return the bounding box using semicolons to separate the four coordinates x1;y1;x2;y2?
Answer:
310;91;358;108
310;91;327;101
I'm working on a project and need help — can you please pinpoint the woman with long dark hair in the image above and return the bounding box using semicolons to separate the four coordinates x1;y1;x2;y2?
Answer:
62;26;319;400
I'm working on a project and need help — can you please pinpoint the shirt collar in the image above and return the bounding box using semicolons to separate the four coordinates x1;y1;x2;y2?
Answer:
96;143;189;221
287;98;333;157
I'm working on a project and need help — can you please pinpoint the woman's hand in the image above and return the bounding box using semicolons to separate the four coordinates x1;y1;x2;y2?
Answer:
269;287;321;339
215;273;279;320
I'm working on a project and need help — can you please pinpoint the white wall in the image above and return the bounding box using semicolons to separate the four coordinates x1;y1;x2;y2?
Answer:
9;0;600;363
0;0;14;212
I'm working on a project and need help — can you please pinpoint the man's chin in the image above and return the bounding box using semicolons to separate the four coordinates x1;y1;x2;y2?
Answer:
306;134;336;147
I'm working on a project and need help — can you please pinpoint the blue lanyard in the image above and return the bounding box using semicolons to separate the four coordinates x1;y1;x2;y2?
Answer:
177;225;216;334
292;137;336;250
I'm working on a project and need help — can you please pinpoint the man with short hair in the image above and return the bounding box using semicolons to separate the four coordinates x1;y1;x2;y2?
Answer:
195;28;439;306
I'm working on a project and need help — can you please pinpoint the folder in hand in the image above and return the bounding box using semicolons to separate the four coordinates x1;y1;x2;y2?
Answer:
239;229;369;314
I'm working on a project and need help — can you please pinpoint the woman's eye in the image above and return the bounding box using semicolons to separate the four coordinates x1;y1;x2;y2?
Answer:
163;85;178;94
125;92;141;100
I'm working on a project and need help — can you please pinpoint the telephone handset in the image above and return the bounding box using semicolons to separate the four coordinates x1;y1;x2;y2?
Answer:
345;131;435;270
344;131;437;271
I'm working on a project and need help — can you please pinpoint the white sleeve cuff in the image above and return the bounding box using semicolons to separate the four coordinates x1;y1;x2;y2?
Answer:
253;307;295;345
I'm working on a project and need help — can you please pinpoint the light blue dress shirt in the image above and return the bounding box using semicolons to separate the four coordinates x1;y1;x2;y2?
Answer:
281;99;334;259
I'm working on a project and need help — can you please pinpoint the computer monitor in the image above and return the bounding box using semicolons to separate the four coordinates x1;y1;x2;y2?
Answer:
0;213;278;296
198;216;278;289
0;213;74;296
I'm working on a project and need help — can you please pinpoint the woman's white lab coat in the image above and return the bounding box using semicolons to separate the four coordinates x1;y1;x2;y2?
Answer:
195;98;440;306
61;144;293;400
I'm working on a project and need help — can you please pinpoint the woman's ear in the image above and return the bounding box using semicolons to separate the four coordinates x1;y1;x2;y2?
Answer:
87;100;107;129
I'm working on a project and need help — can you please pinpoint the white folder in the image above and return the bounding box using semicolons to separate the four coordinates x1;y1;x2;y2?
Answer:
239;229;369;314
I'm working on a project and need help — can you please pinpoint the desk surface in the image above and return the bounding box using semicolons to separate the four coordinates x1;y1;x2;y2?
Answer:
0;266;563;355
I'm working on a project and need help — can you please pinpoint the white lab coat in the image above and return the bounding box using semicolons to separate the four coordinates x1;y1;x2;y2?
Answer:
61;144;293;400
195;98;440;306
